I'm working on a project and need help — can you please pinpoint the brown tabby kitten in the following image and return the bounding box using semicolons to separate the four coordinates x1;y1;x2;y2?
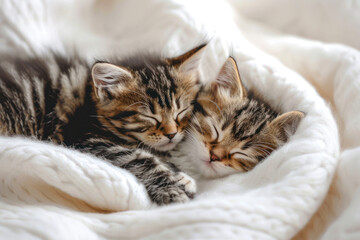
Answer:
169;57;305;179
0;46;205;205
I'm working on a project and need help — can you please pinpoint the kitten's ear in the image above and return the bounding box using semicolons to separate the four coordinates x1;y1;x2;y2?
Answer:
167;44;206;77
213;57;246;99
91;62;133;98
267;111;305;143
249;111;304;161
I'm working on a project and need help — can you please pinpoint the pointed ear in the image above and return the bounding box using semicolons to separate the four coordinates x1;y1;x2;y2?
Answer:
212;57;246;99
167;44;206;77
266;111;305;143
91;63;133;98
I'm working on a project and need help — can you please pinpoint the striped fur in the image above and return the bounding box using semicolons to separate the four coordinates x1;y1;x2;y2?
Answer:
0;46;204;205
170;58;305;179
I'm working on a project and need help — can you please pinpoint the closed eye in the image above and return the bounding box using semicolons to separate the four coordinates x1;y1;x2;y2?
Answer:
210;124;219;144
138;113;161;125
231;152;249;159
175;106;190;121
112;110;138;120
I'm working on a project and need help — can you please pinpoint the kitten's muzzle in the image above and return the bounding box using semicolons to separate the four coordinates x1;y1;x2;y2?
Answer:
210;152;220;162
165;132;177;140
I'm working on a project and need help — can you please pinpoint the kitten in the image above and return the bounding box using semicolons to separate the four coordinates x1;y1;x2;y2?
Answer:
169;57;305;180
0;46;205;205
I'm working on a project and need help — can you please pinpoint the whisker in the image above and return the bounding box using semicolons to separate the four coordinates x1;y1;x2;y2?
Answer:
250;146;272;156
184;130;198;143
125;101;149;110
197;98;221;114
251;145;272;152
187;124;201;138
89;115;106;118
190;114;204;136
250;143;277;151
250;142;278;148
126;90;148;99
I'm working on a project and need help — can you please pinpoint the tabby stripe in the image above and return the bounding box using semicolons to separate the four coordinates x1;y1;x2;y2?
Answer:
54;55;72;75
164;91;171;109
105;150;135;161
254;121;267;135
163;67;177;94
146;88;164;108
256;155;265;162
148;100;155;114
42;67;61;139
30;81;44;135
241;140;252;150
153;174;173;188
103;117;140;143
76;139;114;149
238;121;267;141
15;59;45;134
112;111;138;120
236;159;254;171
15;57;51;82
192;101;208;116
175;97;181;109
222;117;231;131
234;101;250;119
1;95;18;133
116;126;148;133
75;139;136;161
0;67;22;92
121;157;156;172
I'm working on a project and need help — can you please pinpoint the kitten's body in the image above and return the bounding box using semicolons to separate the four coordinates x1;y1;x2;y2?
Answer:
0;48;204;205
0;55;92;142
0;50;304;205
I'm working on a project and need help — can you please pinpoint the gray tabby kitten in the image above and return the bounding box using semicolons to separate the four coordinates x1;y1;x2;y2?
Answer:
169;57;304;180
0;46;206;205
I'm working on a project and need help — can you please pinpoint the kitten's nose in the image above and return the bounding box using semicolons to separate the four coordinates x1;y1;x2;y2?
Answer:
210;153;220;162
165;132;177;140
210;147;224;162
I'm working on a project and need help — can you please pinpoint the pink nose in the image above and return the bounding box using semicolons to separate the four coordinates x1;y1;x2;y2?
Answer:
210;153;220;162
165;132;177;140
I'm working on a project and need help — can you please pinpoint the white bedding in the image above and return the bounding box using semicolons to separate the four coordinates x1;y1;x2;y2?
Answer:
0;0;359;239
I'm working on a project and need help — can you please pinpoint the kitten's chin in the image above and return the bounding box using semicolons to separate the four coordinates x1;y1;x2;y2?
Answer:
197;161;222;179
195;157;239;179
152;135;183;151
180;136;239;178
154;141;178;151
200;162;240;179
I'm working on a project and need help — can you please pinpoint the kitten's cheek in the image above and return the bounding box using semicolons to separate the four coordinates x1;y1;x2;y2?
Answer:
174;132;184;142
133;133;146;142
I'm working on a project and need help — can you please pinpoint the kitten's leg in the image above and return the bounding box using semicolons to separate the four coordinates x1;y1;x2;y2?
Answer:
75;138;196;205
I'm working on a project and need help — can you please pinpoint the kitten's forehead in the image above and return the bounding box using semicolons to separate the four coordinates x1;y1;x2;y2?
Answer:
201;116;248;151
230;99;277;139
138;65;176;90
135;65;195;110
203;116;224;142
199;96;277;142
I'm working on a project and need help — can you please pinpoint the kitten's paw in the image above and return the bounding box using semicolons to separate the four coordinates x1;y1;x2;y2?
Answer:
149;172;197;205
174;172;196;199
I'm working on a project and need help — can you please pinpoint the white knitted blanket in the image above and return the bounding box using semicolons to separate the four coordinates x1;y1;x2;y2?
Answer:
0;0;359;239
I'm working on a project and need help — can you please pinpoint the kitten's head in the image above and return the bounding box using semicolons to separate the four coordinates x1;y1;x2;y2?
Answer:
91;46;204;151
186;57;305;178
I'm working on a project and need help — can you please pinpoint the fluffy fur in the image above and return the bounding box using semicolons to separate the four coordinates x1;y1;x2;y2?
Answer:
0;48;303;204
0;46;205;205
169;58;305;179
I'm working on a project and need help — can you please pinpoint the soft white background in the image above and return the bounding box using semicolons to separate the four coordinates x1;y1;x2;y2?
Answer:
0;0;359;239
